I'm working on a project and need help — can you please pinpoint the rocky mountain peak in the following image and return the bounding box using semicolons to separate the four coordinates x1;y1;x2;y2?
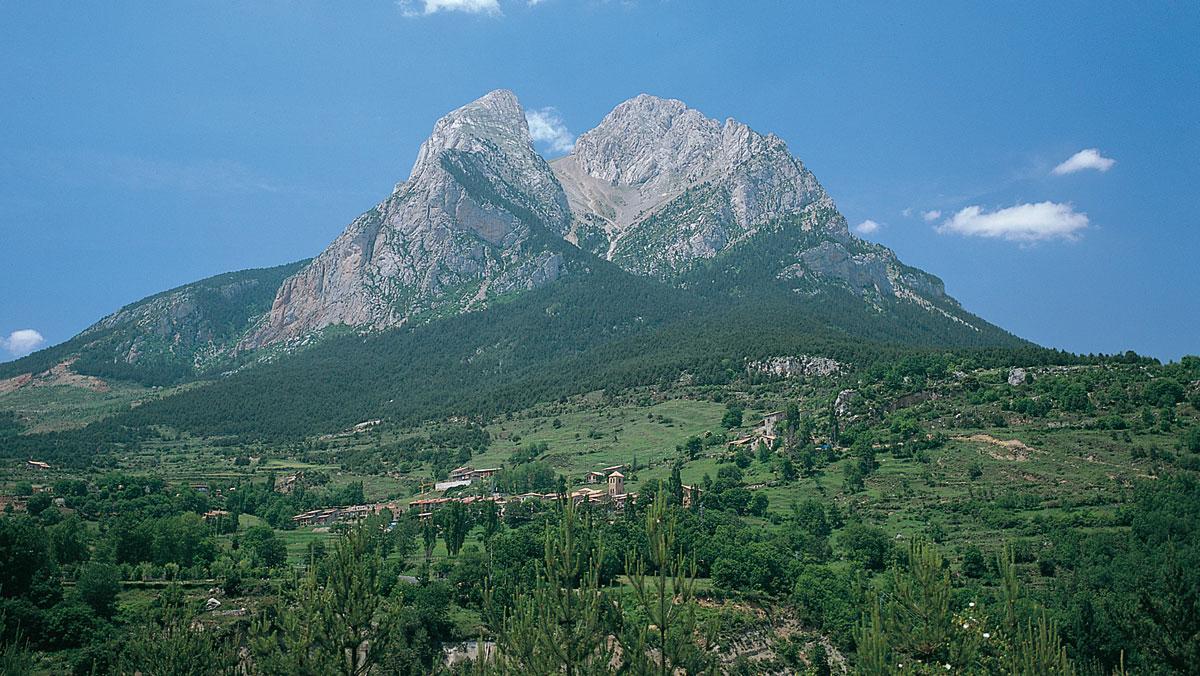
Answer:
409;89;531;182
554;93;837;275
570;94;721;192
240;89;571;349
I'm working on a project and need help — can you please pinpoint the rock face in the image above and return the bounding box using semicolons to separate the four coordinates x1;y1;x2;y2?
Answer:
747;355;845;379
551;95;964;319
553;94;832;275
242;90;573;349
835;389;860;419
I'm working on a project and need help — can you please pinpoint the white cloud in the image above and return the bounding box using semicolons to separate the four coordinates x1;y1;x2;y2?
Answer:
921;209;941;222
854;219;881;235
402;0;501;16
525;107;575;154
1;329;45;357
937;202;1088;242
1052;148;1116;175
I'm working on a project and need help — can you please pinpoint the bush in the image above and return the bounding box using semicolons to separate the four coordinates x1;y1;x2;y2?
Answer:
1183;426;1200;454
840;523;891;571
961;545;987;578
76;562;121;618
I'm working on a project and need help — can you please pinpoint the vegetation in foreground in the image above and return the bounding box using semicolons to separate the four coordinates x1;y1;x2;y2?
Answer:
1;351;1198;673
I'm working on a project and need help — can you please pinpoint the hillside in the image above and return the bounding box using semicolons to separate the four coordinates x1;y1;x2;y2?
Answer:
0;260;307;386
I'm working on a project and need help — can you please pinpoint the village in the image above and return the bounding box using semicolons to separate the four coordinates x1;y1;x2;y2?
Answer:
0;410;797;524
290;409;795;528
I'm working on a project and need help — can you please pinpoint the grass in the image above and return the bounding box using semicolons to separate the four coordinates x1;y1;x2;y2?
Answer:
477;397;727;480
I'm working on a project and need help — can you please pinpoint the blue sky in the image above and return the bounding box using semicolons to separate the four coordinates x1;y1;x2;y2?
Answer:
1;1;1197;361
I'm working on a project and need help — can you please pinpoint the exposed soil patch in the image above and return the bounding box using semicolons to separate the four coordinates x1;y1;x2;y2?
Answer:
0;359;109;394
956;433;1037;461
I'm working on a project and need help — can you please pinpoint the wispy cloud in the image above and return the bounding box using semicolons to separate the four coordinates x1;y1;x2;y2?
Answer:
525;107;575;154
854;219;881;235
921;209;941;222
401;0;502;16
1;329;45;358
937;202;1088;242
1052;148;1116;175
99;155;286;194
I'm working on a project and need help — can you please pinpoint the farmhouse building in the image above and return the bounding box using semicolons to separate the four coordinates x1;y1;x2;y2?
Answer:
760;411;785;436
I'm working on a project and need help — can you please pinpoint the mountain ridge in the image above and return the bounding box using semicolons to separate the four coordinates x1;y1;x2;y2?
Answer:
6;89;1021;390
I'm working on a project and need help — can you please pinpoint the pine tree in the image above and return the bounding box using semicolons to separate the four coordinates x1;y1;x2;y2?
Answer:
250;526;400;676
996;545;1076;675
121;593;239;675
490;499;615;675
250;569;342;675
625;489;714;675
854;541;979;670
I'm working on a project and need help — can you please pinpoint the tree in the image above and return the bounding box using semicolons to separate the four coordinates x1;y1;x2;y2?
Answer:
668;462;684;504
734;447;752;469
855;541;977;671
121;599;238;675
439;502;470;557
625;490;713;675
757;440;772;464
785;403;801;441
0;515;55;599
478;500;502;552
996;546;1076;674
250;570;341;675
47;514;90;566
748;492;769;517
721;403;743;429
840;523;890;571
77;561;121;618
26;492;52;516
490;499;615;674
1183;426;1200;454
243;526;287;568
842;462;865;493
961;545;988;579
251;526;400;676
420;518;437;562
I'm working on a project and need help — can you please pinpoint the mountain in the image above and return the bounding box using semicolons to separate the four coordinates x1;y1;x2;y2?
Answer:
239;90;573;350
242;90;980;350
554;94;827;272
553;94;963;318
5;89;1023;404
0;261;306;385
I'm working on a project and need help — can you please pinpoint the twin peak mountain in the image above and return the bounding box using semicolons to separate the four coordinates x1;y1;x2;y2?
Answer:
8;88;997;388
240;89;964;351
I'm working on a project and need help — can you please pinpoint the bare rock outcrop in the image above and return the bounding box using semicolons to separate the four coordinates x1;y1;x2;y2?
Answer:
241;90;572;349
748;355;844;379
553;94;832;275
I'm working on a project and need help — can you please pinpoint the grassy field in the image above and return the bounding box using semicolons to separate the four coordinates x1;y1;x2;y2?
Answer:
0;381;151;433
477;397;727;478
